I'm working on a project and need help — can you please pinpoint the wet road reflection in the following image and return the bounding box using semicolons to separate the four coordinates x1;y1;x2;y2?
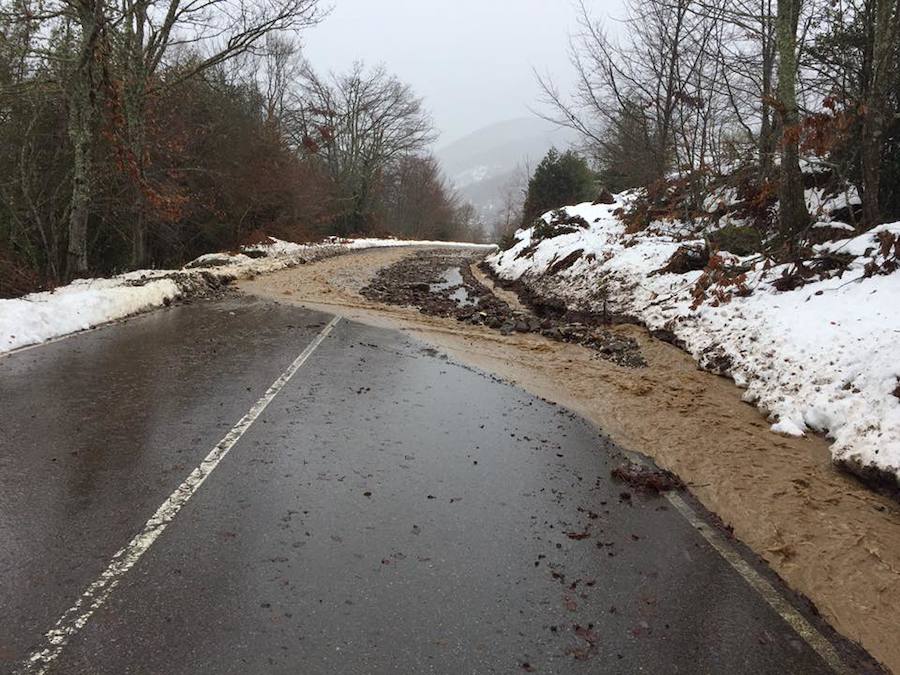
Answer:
0;298;869;673
0;298;332;668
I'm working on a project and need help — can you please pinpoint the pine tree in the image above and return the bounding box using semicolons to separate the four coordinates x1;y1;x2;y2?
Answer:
521;149;596;226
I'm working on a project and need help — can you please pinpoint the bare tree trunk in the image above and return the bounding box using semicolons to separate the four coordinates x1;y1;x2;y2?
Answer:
775;0;809;250
759;103;774;180
759;0;777;181
66;5;103;279
656;2;686;179
66;102;91;278
861;114;884;226
124;83;149;267
118;3;151;269
860;0;899;226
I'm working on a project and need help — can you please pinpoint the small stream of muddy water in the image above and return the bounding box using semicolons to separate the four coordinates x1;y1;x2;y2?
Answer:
470;262;527;311
240;246;900;673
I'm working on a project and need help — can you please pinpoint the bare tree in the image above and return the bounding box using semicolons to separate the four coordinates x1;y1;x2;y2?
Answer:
492;162;528;242
262;33;301;128
536;0;733;194
2;0;323;275
380;154;470;240
775;0;810;244
730;0;779;180
111;0;323;267
288;61;436;234
859;0;900;224
677;0;779;179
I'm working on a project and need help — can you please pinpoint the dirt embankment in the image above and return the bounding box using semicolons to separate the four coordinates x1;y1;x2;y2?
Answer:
240;246;900;673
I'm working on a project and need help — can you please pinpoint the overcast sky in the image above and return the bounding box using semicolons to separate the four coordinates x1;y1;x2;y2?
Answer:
301;0;624;147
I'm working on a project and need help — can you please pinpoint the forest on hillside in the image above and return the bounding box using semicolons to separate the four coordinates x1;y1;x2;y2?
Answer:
4;0;900;295
507;0;900;283
0;0;480;294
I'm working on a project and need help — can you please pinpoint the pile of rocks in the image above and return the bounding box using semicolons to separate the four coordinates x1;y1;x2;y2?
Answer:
362;252;646;368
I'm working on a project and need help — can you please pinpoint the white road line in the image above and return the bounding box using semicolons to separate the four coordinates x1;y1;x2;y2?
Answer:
18;316;341;675
665;493;846;673
624;451;846;673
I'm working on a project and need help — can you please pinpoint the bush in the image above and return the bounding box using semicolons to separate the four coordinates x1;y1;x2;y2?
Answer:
521;149;596;226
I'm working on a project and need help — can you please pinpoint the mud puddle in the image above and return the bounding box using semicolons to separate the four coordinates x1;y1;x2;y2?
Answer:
429;267;475;305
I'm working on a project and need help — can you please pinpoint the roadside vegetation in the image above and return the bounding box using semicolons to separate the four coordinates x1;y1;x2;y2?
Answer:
485;0;900;488
0;0;481;296
495;0;900;295
520;149;595;227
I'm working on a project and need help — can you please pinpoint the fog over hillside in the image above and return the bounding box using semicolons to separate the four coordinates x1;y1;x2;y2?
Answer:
435;118;579;223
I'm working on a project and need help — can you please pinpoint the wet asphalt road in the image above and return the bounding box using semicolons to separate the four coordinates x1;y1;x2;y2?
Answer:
0;296;874;673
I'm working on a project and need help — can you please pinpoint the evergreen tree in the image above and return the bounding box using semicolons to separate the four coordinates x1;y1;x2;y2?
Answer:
521;149;596;226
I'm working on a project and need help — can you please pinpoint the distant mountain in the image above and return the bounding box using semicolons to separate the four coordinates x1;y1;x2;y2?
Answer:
435;118;579;223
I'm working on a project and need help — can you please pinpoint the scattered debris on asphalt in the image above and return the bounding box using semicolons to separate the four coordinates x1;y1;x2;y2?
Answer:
611;461;684;494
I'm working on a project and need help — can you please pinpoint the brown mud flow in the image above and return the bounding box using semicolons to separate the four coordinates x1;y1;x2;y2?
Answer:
240;246;900;673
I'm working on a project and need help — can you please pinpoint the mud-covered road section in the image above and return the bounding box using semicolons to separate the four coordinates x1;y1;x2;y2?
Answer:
242;246;900;673
361;251;645;368
6;296;877;674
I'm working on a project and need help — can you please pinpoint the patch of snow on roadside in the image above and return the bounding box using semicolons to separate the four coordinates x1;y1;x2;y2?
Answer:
341;237;496;250
0;277;180;354
488;201;900;480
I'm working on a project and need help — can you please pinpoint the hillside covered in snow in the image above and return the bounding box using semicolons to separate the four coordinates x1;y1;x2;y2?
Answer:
487;196;900;486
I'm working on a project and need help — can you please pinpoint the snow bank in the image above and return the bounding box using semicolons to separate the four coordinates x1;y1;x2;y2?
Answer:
0;237;493;356
341;237;496;250
488;200;900;482
0;277;181;354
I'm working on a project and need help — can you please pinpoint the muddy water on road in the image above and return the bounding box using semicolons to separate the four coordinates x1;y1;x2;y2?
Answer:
430;266;475;305
240;246;900;673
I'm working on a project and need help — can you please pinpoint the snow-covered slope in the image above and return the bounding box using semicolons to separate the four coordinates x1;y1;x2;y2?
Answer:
0;237;493;356
488;199;900;483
